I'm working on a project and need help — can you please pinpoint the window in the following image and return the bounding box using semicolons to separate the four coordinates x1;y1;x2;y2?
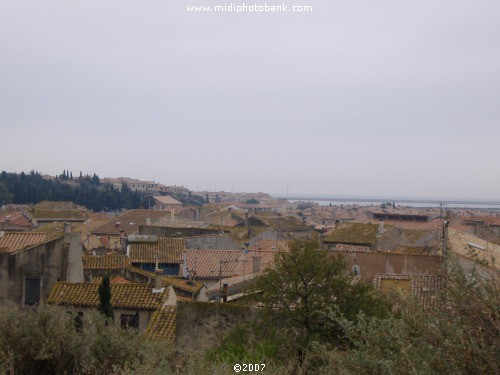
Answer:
121;313;139;330
352;265;361;276
24;277;41;306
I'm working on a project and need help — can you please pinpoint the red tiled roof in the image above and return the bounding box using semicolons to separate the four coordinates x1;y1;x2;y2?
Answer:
82;255;130;269
185;249;276;279
0;211;34;228
0;232;47;253
92;210;170;236
129;237;185;264
333;244;372;252
91;275;132;284
48;282;167;310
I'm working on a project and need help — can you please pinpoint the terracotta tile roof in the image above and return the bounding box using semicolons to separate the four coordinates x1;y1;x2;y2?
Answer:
0;232;47;253
82;235;121;251
126;266;203;294
152;196;182;206
48;282;167;310
400;229;434;244
392;246;431;255
92;210;170;236
129;237;185;264
374;273;442;309
185;249;276;279
333;244;372;252
0;211;34;228
323;222;394;246
30;209;88;221
143;306;176;344
251;239;289;252
91;275;132;284
82;255;130;269
448;229;499;269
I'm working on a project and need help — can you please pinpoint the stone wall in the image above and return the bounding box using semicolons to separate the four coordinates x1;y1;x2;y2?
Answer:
175;301;257;352
338;251;444;282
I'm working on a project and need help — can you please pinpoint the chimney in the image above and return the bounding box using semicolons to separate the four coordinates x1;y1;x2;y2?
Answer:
146;218;151;226
245;212;249;227
64;222;70;234
154;269;163;291
195;207;200;221
377;220;384;237
222;283;228;303
171;209;175;221
126;244;130;257
253;257;261;273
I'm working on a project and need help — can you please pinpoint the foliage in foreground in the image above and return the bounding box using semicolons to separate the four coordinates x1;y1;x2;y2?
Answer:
213;244;499;375
254;240;390;355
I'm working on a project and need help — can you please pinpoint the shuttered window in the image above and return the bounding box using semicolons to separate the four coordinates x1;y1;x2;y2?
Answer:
24;277;41;306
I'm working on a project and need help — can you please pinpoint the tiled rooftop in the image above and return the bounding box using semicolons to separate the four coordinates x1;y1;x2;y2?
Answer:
153;196;182;205
0;211;34;228
92;210;170;236
374;273;442;309
0;232;47;253
31;209;88;220
91;275;132;284
48;282;167;310
333;244;372;252
127;266;203;294
143;306;176;344
82;235;121;252
185;249;276;279
129;237;185;264
82;255;130;269
323;222;394;246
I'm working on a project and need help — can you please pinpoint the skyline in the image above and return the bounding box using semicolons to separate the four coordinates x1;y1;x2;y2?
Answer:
1;1;499;200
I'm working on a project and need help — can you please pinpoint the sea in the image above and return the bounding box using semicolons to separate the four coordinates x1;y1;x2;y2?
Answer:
274;196;500;210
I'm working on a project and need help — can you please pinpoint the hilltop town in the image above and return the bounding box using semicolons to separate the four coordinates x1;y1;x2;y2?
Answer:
0;171;498;373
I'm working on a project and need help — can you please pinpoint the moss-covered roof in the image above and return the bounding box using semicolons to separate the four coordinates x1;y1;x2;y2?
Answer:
323;222;394;246
143;306;176;344
92;209;170;236
83;255;130;269
48;282;167;310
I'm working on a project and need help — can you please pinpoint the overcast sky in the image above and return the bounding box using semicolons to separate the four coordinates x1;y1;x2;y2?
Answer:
1;0;499;200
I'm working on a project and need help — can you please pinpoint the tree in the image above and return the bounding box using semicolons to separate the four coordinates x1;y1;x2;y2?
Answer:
246;198;259;204
255;240;389;356
98;274;114;321
0;182;13;205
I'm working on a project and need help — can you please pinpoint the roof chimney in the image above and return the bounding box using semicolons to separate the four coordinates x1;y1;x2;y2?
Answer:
377;220;384;237
253;256;261;273
153;268;164;292
146;218;151;226
222;283;228;303
171;209;175;221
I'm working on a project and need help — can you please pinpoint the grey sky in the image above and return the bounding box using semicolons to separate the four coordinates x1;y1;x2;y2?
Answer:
1;0;499;200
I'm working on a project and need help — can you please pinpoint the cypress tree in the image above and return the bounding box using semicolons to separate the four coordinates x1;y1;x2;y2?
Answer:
98;273;114;321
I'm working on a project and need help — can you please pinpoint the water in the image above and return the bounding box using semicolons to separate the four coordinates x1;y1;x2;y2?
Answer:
281;197;500;210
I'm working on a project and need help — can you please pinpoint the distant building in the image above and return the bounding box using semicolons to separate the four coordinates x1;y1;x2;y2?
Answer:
152;196;183;211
